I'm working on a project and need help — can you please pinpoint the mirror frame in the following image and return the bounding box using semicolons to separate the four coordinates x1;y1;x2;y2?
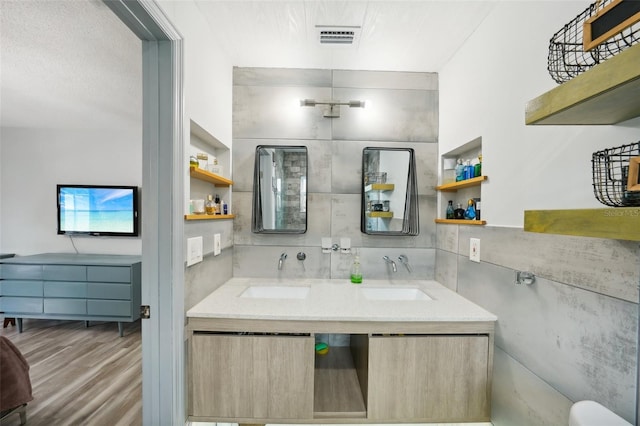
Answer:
360;147;419;236
251;145;308;234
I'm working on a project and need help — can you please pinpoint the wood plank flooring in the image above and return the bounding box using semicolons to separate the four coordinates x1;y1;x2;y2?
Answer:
1;318;141;426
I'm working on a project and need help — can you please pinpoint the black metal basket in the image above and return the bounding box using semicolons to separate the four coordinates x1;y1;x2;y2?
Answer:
548;0;640;84
592;141;640;207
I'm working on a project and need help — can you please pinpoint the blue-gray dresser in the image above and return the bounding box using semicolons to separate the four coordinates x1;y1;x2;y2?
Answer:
0;253;141;337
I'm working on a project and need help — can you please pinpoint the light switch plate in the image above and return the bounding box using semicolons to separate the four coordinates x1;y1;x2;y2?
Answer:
470;238;480;263
187;236;203;266
213;233;221;256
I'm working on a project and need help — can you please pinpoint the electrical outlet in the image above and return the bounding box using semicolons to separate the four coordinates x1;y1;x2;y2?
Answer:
470;238;481;263
213;233;221;256
187;236;203;266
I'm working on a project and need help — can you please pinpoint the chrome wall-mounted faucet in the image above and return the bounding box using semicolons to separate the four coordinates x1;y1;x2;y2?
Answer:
383;256;397;272
278;252;288;270
398;254;412;273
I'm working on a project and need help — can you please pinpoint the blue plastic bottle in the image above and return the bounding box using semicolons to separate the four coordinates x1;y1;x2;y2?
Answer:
464;199;476;220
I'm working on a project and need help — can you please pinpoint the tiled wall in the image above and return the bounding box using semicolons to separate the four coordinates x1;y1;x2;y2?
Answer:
232;68;439;280
436;224;639;425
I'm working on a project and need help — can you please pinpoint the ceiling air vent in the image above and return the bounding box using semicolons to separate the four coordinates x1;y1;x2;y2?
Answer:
316;25;361;46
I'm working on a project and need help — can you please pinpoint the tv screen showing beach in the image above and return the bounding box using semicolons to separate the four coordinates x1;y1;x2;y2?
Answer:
58;186;136;235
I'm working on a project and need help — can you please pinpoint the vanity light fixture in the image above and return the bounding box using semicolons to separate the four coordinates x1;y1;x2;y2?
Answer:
299;98;365;118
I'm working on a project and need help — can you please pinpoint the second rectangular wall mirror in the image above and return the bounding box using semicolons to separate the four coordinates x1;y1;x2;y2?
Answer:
361;147;419;236
252;145;308;234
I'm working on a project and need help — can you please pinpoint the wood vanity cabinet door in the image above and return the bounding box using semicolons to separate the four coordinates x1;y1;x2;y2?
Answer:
190;334;314;420
368;335;490;422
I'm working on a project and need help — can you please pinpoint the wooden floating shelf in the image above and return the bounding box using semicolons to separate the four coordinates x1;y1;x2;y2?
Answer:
524;208;640;241
189;166;233;186
365;183;395;192
435;219;486;225
436;176;487;192
368;211;394;218
184;214;236;221
525;42;640;125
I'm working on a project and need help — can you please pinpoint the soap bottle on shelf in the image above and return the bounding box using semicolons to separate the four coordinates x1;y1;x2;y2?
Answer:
474;153;482;177
464;199;476;220
205;195;216;215
350;252;363;284
446;200;455;219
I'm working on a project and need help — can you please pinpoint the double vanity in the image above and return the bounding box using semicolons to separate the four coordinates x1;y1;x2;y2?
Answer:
186;279;497;423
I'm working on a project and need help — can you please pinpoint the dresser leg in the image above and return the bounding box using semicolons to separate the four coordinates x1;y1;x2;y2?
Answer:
118;322;124;337
17;318;23;333
85;321;90;328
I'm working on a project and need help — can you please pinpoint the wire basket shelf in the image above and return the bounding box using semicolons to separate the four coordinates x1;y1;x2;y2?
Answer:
592;141;640;207
548;0;640;84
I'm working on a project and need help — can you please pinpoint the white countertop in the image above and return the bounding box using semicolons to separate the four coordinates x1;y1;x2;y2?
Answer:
187;278;497;322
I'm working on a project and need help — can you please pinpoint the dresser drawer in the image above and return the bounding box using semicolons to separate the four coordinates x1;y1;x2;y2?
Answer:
43;265;86;281
44;282;87;298
0;280;44;297
44;299;87;315
0;264;43;280
87;300;131;317
87;266;131;283
87;283;131;300
0;297;43;314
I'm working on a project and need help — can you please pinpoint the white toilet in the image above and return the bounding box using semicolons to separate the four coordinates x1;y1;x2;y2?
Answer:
569;400;632;426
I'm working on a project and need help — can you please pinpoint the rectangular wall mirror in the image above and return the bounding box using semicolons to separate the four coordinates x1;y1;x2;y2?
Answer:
361;147;419;235
252;145;308;233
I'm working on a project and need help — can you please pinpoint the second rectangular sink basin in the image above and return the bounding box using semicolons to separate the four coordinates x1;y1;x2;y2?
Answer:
239;286;310;299
360;287;432;301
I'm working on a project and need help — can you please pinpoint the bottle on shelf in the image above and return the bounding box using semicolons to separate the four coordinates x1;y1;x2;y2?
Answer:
455;159;465;182
464;160;474;180
446;200;455;219
474;154;482;177
454;203;465;219
473;197;481;220
214;194;221;215
464;199;476;220
205;195;216;215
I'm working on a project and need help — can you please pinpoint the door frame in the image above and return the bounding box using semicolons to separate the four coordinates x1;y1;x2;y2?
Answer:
103;1;184;424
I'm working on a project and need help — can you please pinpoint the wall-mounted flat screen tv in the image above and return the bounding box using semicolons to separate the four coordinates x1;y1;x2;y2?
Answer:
57;184;139;237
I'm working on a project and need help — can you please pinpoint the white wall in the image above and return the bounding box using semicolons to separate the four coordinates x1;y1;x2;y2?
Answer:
0;128;142;255
439;1;640;227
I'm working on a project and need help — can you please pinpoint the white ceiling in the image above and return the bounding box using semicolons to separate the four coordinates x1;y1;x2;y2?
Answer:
0;0;499;130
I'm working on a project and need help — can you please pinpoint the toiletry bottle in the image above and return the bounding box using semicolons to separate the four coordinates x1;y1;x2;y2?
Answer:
455;159;465;182
205;195;216;215
464;160;474;180
473;198;481;220
474;154;482;177
464;198;476;220
222;200;228;215
454;203;465;219
350;254;362;284
214;194;221;215
446;200;455;219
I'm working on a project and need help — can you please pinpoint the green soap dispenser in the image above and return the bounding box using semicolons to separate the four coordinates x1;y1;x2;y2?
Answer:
350;253;362;284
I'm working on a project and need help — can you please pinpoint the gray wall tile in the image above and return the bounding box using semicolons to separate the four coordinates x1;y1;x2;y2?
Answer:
457;226;640;303
234;67;332;87
436;222;459;252
331;87;438;142
458;256;637;423
334;70;438;90
233;85;332;140
435;249;457;291
233;245;331;279
185;248;233;311
492;347;572;426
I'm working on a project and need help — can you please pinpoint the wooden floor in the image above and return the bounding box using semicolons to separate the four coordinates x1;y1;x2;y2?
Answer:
1;318;141;426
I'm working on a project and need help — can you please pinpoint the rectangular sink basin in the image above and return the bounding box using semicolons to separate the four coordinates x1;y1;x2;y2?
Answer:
360;287;432;301
239;286;310;299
